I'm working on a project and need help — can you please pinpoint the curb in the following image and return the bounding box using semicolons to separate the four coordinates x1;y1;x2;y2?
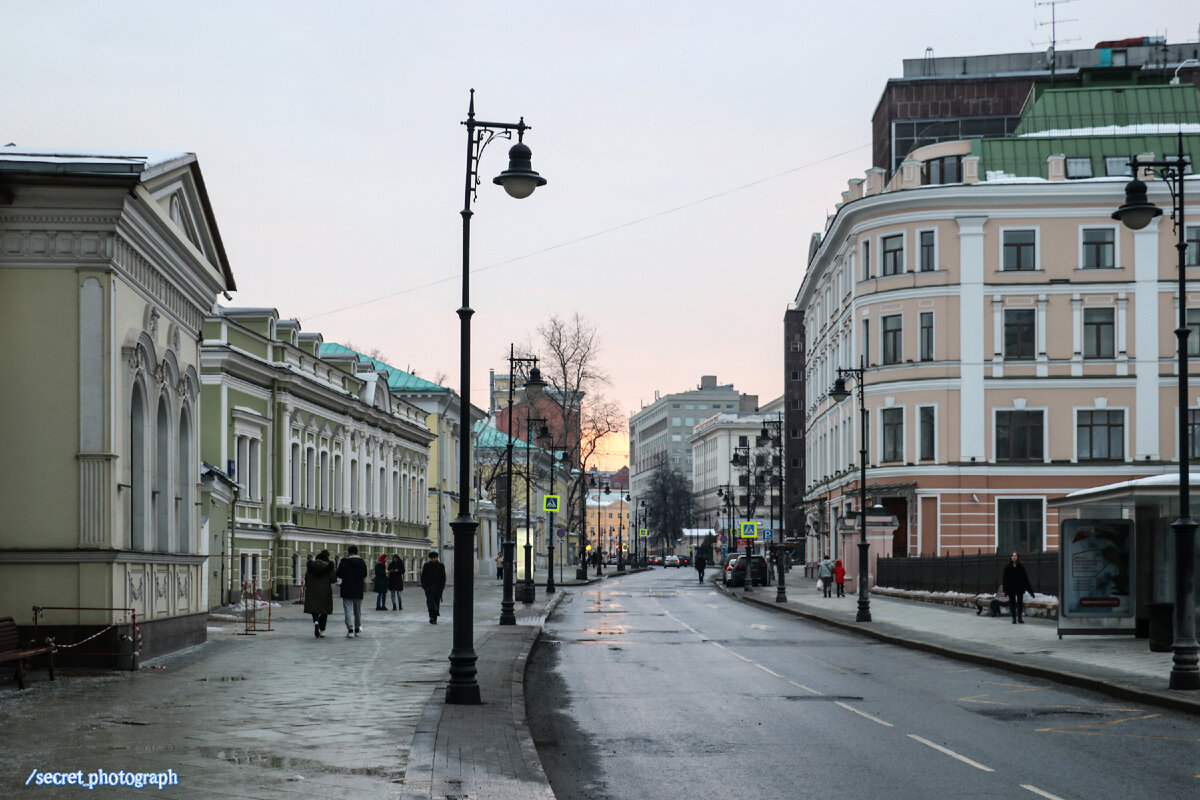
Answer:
715;579;1200;718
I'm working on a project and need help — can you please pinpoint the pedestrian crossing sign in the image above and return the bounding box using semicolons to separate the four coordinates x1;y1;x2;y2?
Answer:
740;521;758;538
543;495;560;512
638;528;648;537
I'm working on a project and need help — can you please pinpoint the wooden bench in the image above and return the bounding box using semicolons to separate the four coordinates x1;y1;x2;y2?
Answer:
0;616;55;690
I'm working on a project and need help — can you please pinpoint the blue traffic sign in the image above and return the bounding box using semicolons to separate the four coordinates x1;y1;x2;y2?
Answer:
763;529;773;541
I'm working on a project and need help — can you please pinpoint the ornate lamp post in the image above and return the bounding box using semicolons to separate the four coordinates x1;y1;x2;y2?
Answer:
730;445;755;593
449;90;546;704
522;415;547;605
618;493;629;572
590;473;609;577
759;414;786;603
830;355;871;623
500;345;546;623
1112;135;1199;690
536;422;560;594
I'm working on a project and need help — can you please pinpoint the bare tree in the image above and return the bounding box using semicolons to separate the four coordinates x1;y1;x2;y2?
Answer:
644;453;694;555
520;313;625;554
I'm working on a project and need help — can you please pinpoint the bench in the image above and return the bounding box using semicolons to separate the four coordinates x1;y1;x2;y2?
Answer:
974;595;1012;617
0;617;55;690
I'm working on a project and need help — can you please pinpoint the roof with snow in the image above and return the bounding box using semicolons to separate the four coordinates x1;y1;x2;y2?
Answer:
320;343;448;393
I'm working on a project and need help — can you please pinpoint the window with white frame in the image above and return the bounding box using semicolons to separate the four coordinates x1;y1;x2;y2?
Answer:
1002;229;1037;271
862;239;871;280
997;499;1043;552
1081;227;1116;269
881;408;903;462
1187;225;1200;268
1065;156;1093;179
996;409;1043;461
1004;309;1036;361
919;229;936;271
1105;156;1132;177
1077;409;1124;461
1188;308;1200;356
1083;308;1115;359
882;314;902;365
919;406;935;461
919;311;934;362
881;234;904;276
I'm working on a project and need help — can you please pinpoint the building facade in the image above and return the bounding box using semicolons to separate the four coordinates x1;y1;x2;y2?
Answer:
798;77;1199;587
200;310;436;606
0;149;234;657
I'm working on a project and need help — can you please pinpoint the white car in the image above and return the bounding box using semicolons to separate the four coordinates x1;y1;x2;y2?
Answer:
664;555;680;567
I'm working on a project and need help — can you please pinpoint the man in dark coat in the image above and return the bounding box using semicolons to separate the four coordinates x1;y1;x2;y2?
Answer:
420;551;447;624
1001;551;1036;624
695;553;707;583
303;550;336;638
336;545;368;637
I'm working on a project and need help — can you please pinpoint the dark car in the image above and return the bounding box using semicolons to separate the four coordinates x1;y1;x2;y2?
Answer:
679;555;691;568
647;555;662;566
723;555;769;587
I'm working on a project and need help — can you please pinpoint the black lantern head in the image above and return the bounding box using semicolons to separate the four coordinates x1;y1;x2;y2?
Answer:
1112;176;1162;231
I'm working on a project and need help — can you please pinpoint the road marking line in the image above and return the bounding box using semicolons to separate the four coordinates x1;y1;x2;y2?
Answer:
906;734;993;771
788;680;823;695
756;664;783;678
732;652;752;662
1021;784;1067;800
750;624;772;631
835;702;893;727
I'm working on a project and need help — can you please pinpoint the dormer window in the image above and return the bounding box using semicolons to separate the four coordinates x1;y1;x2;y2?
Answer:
923;156;961;185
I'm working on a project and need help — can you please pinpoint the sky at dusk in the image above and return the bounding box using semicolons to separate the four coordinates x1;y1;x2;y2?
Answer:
6;1;1197;470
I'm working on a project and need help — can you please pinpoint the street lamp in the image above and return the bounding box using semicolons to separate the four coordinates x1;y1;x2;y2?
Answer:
1112;135;1199;690
637;498;647;567
523;415;547;605
759;414;787;603
500;345;546;624
618;493;629;572
536;421;560;594
448;90;546;705
830;355;872;623
730;446;755;593
590;473;609;577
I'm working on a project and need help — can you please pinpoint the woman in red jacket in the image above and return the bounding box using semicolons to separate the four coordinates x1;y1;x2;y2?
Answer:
833;559;846;597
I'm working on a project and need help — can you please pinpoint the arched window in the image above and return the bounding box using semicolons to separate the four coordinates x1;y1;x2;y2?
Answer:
178;406;193;552
156;397;171;552
130;382;148;550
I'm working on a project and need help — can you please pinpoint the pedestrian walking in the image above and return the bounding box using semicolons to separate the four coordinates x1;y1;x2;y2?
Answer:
833;559;846;597
373;554;389;610
819;554;834;598
387;554;405;610
1001;551;1036;624
420;550;447;624
695;553;707;583
495;551;505;581
335;545;368;637
303;549;336;638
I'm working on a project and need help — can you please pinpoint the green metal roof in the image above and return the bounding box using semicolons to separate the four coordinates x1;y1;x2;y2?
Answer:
975;82;1200;179
473;420;535;452
320;342;448;393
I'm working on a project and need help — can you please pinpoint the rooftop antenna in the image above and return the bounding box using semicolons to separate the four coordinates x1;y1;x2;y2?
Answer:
1034;0;1080;86
923;46;935;76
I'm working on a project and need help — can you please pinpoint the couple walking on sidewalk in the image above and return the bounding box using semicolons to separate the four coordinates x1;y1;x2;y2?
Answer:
304;547;448;636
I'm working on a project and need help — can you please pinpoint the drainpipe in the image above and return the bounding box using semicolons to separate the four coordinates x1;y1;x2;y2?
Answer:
270;378;281;600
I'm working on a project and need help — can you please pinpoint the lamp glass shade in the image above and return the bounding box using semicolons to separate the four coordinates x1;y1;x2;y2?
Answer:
493;142;547;199
523;366;547;399
1112;177;1162;230
829;378;850;403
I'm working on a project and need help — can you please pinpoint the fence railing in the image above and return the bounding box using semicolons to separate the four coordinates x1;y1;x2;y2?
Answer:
877;552;1057;596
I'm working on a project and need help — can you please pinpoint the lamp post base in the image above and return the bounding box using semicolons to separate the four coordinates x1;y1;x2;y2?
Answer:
446;516;481;704
1169;516;1199;690
856;538;872;622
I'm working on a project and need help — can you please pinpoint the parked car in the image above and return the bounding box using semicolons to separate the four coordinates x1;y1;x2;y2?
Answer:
723;555;769;587
664;554;680;567
648;555;662;566
679;555;691;568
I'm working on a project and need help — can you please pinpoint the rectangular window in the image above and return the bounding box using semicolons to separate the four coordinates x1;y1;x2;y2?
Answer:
882;314;902;365
1189;409;1200;459
919;230;936;271
996;410;1043;461
1187;225;1200;268
862;319;870;366
862;240;871;280
1004;309;1036;361
1002;229;1036;271
1082;228;1115;269
1189;309;1200;357
1083;308;1115;359
1105;156;1132;177
881;408;903;462
1066;157;1093;179
998;499;1043;553
919;312;934;362
882;234;904;276
919;406;935;461
1077;409;1124;461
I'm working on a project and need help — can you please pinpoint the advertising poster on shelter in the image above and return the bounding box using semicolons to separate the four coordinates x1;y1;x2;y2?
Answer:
1061;519;1133;617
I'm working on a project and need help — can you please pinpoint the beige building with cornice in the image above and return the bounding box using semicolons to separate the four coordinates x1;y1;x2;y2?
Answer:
0;148;235;659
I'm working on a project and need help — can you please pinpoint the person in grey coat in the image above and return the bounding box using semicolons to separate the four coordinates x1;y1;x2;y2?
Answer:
303;550;336;638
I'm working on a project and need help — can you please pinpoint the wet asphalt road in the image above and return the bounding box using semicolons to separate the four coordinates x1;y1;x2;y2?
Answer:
527;568;1200;800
